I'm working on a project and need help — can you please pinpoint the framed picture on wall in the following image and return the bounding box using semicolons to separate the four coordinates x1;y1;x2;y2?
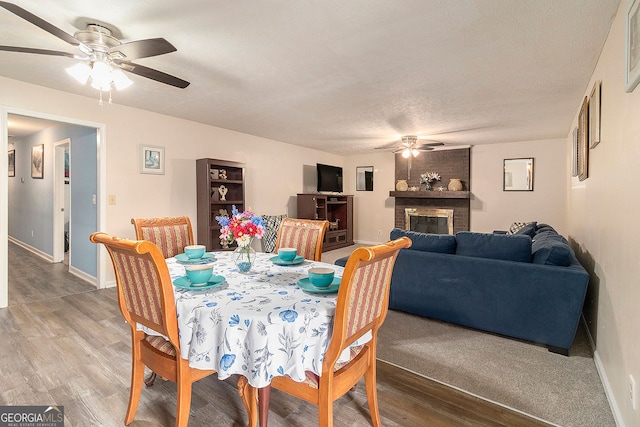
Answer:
139;144;165;175
577;97;589;181
626;0;640;92
31;144;44;179
8;149;15;177
589;81;601;148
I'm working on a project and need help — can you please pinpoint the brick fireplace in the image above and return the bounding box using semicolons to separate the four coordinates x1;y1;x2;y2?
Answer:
391;147;470;233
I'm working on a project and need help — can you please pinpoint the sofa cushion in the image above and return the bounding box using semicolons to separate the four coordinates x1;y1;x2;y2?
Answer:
390;228;457;254
532;232;573;266
455;231;532;262
535;223;557;234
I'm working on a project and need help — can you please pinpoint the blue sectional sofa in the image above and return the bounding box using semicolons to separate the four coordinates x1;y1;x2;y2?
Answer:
337;224;589;355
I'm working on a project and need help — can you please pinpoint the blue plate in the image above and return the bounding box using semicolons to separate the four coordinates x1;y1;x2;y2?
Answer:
173;274;226;290
296;277;341;293
270;255;305;266
175;252;215;264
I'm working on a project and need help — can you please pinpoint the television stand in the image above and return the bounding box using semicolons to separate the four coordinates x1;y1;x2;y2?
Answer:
297;193;353;252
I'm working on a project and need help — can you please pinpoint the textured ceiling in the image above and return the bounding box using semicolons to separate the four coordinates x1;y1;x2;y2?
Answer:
0;0;620;155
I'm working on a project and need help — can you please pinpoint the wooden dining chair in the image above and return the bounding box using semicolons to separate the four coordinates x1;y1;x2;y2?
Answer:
274;217;329;261
90;232;215;427
240;236;412;427
131;216;194;259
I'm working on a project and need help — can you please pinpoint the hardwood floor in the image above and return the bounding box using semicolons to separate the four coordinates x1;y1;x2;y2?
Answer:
2;242;552;426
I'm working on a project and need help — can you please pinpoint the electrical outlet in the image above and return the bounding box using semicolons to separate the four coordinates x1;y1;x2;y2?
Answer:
631;374;637;410
31;230;34;237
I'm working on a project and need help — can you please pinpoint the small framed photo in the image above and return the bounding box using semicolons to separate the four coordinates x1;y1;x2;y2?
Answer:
31;144;44;179
8;149;15;177
139;144;165;175
626;0;640;92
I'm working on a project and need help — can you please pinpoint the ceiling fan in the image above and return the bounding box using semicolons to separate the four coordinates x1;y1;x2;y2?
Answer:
377;135;445;158
0;1;189;101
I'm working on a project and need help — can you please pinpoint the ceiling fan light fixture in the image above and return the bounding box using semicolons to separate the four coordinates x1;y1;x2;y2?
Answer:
111;68;133;90
65;62;91;85
411;149;420;157
402;148;411;158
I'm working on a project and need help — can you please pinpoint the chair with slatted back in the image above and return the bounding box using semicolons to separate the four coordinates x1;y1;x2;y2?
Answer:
90;232;215;427
131;216;194;259
274;218;329;261
240;236;412;427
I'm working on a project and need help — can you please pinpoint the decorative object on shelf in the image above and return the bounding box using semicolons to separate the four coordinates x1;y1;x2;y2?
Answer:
211;187;219;201
329;219;340;230
420;171;441;191
396;179;408;191
139;144;165;175
218;208;229;217
210;169;219;179
409;186;419;191
219;169;227;179
448;178;463;191
218;184;228;201
216;205;264;272
437;186;445;192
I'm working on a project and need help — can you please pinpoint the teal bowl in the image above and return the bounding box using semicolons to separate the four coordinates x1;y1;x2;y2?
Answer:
278;247;297;261
185;265;213;285
184;245;206;259
307;267;335;287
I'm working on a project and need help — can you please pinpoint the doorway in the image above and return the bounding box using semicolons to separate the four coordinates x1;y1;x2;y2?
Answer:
1;107;107;309
53;139;70;265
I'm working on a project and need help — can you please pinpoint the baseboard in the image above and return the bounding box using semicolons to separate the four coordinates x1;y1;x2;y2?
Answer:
68;266;98;288
582;315;625;427
8;237;53;262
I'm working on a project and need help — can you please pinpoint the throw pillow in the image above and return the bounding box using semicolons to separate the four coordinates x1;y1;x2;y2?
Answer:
261;214;287;253
514;222;537;238
507;221;535;235
390;228;457;253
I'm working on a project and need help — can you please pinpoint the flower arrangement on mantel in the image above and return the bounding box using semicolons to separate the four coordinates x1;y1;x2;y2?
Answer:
420;171;441;190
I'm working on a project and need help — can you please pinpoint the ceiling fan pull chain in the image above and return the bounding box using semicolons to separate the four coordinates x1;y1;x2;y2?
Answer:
98;90;103;106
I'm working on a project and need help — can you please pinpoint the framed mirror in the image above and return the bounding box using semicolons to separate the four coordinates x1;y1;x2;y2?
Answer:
503;158;534;191
356;166;374;191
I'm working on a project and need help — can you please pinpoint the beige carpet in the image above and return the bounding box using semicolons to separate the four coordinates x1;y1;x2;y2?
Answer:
377;310;614;427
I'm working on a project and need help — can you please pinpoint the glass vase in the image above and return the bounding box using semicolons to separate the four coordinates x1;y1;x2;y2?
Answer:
234;244;256;273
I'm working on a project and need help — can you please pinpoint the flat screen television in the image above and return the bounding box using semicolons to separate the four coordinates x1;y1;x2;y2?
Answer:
316;163;343;193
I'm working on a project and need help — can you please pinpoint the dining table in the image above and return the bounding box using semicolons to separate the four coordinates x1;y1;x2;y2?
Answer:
163;249;364;426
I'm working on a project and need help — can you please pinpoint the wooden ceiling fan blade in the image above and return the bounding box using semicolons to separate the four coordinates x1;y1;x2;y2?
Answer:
0;45;78;58
111;38;176;60
121;61;190;88
0;1;80;46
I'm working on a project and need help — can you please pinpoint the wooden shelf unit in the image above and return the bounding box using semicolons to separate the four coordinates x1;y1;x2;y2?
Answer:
297;194;354;252
196;158;245;251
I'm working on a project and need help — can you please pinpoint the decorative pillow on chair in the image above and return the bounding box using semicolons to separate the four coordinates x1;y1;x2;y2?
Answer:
261;214;287;253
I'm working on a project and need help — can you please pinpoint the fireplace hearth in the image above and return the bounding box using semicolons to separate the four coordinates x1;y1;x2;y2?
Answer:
405;208;454;234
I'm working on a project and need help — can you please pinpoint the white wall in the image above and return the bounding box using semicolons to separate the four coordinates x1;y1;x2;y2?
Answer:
470;139;567;234
566;1;640;425
344;151;396;244
0;76;342;293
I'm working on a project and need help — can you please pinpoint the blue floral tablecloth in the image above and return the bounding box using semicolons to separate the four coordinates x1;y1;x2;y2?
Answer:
165;251;351;388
